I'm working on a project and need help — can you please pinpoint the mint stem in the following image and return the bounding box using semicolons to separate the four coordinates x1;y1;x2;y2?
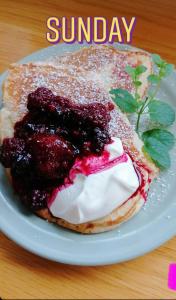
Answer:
135;79;161;132
136;97;149;133
150;81;161;101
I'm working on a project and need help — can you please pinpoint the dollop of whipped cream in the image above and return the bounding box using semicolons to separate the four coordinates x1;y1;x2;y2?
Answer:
48;137;139;224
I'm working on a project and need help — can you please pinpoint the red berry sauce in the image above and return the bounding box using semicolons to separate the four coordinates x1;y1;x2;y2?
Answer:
0;87;113;211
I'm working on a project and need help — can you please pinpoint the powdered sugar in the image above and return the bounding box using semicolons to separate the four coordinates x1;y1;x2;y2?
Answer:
6;62;135;145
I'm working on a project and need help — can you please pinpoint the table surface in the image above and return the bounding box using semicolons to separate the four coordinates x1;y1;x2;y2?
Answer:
0;0;176;299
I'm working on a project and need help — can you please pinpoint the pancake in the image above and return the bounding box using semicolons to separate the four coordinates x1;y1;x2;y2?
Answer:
47;45;152;98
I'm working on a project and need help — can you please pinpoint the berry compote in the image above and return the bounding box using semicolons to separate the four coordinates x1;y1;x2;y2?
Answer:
0;87;113;211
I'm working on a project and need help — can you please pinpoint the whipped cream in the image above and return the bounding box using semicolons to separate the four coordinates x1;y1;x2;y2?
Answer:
48;137;139;224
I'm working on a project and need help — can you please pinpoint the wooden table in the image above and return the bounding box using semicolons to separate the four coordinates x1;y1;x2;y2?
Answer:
0;0;176;299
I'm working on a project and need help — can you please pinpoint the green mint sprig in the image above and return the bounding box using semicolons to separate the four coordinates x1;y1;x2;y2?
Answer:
125;65;147;101
109;54;175;170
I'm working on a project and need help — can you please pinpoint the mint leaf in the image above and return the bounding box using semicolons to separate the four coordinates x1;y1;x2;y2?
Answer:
148;74;160;84
142;129;174;169
135;80;142;87
125;66;136;79
148;100;175;126
125;65;147;78
165;64;174;76
152;54;174;78
152;54;164;67
110;88;138;113
162;63;174;77
143;137;171;169
135;65;147;75
142;129;175;150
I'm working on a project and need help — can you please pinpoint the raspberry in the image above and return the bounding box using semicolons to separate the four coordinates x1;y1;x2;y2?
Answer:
29;190;49;211
15;186;49;211
80;103;111;129
0;138;26;167
28;134;75;180
27;87;55;112
12;153;32;176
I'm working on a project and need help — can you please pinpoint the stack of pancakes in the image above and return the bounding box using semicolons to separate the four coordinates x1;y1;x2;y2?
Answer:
0;45;158;233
